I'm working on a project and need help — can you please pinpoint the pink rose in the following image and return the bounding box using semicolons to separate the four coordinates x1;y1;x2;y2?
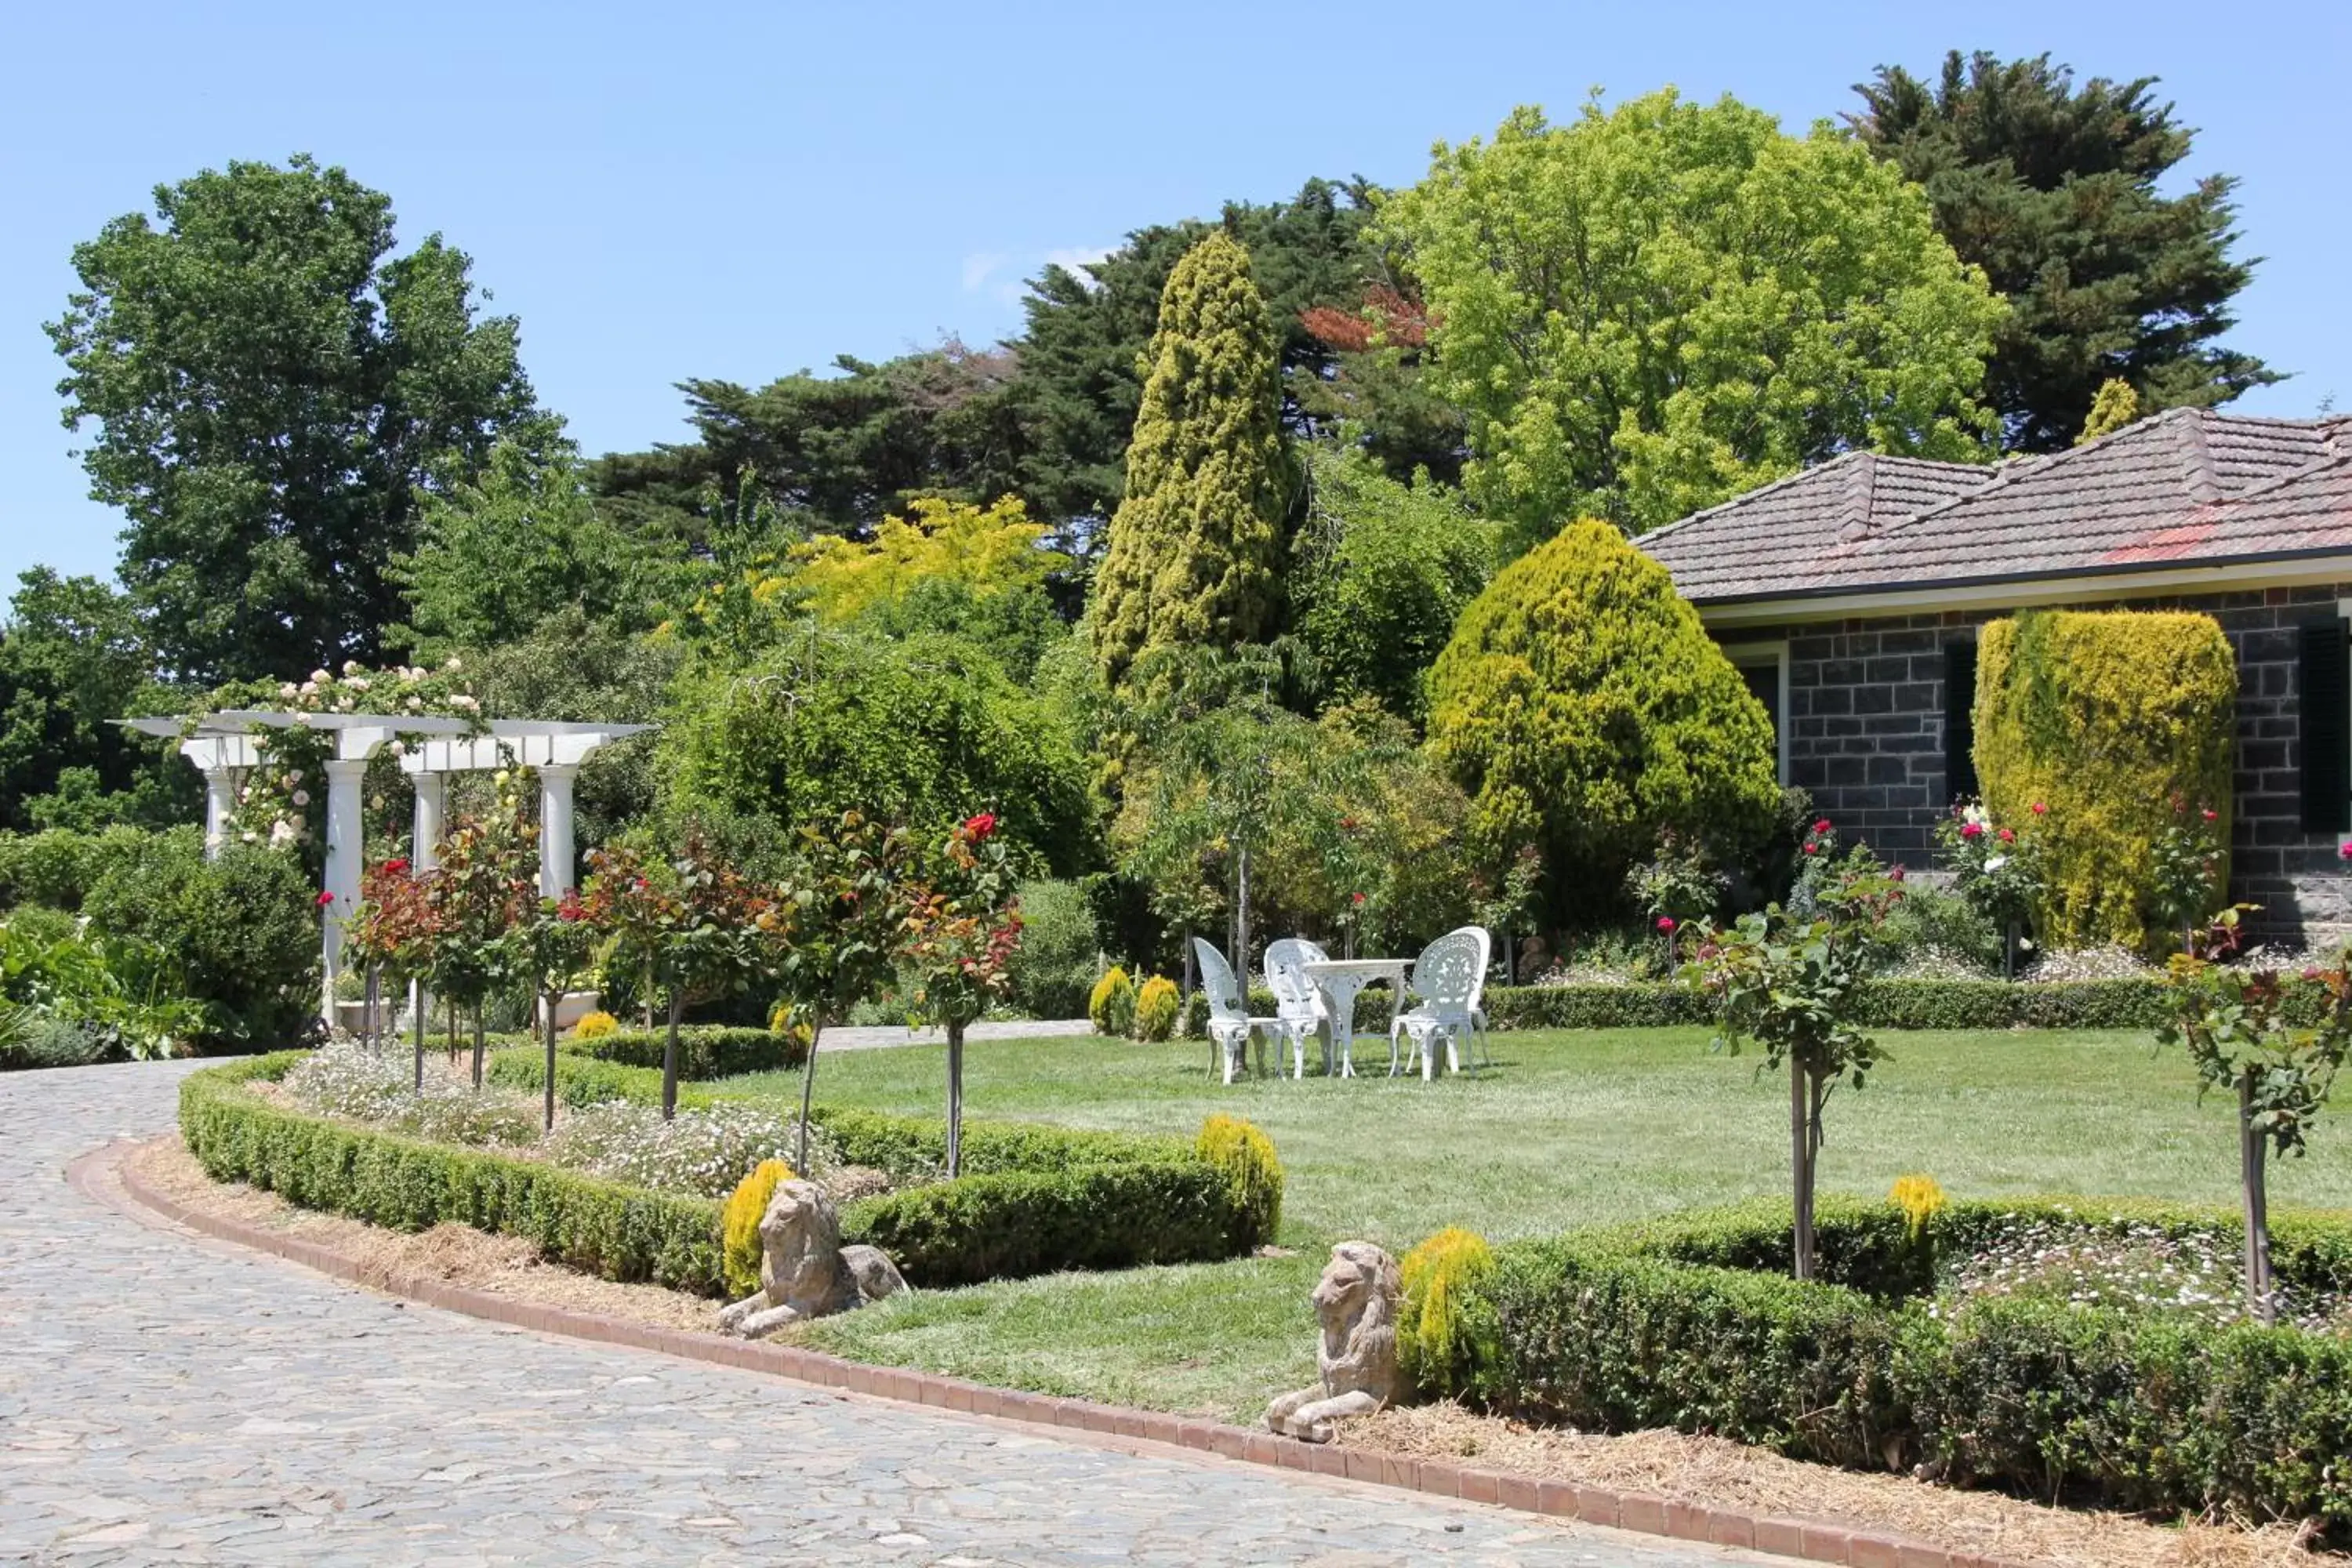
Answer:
1656;916;1675;932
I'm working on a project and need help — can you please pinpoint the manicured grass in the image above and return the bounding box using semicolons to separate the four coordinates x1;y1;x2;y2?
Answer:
725;1027;2352;1421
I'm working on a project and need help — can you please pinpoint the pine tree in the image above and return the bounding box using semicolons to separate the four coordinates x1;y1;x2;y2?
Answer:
1854;52;2276;453
2075;379;2143;445
1091;233;1289;687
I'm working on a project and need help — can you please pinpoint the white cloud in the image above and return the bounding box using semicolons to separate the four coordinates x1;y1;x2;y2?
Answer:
960;251;1008;292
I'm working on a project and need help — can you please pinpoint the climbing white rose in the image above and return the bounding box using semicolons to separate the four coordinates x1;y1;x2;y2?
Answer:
292;790;310;807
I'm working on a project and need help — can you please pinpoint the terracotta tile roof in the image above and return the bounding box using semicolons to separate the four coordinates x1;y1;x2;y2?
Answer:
1639;410;2352;604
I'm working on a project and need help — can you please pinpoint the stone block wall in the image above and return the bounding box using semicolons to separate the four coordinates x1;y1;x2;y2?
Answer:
1722;583;2352;943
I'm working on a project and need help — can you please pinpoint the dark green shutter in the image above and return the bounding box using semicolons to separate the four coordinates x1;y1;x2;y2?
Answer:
1943;641;1979;804
2300;619;2350;833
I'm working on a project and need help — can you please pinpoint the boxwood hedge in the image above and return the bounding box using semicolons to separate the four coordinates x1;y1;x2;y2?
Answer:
1438;1196;2352;1540
199;1048;1282;1293
1184;977;2176;1038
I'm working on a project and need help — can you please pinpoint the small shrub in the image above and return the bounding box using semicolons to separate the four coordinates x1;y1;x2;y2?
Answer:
840;1161;1236;1287
574;1010;619;1040
1195;1113;1283;1249
1399;1226;1497;1396
563;1025;807;1080
281;1040;411;1122
1088;966;1135;1036
1889;1174;1947;1243
0;1012;114;1070
1131;975;1179;1041
722;1157;795;1298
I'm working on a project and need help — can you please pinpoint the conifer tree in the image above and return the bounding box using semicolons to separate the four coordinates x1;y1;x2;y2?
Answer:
1091;233;1289;687
2075;378;2143;445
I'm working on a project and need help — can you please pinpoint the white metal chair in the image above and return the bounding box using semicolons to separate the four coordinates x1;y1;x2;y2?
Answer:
1194;938;1280;1084
1388;927;1494;1080
1263;938;1334;1078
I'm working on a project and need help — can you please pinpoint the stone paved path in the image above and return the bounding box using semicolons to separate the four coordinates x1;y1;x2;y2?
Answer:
1;1062;1791;1567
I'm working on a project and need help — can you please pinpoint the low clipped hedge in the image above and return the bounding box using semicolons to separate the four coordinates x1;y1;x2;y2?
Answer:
1183;977;2175;1038
485;1048;1279;1287
179;1054;727;1294
483;1024;805;1081
1439;1196;2352;1540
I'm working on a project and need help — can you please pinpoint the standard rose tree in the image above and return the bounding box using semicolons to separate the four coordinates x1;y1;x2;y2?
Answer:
510;889;603;1131
899;811;1024;1178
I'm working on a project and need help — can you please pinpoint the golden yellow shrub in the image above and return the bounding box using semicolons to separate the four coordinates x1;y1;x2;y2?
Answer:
722;1158;796;1298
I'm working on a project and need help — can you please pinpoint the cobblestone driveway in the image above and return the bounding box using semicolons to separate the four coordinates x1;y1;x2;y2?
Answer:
1;1062;1784;1566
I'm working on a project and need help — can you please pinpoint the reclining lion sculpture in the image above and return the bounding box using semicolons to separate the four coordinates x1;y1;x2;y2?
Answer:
1265;1240;1402;1442
717;1178;907;1339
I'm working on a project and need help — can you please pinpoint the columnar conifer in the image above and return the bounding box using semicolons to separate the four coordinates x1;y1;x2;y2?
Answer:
1091;233;1288;687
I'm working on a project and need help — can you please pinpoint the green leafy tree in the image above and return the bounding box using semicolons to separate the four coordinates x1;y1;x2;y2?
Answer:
391;438;676;659
1091;234;1290;687
47;154;543;681
663;627;1095;878
1382;90;2005;544
1853;51;2278;452
0;570;187;832
1426;521;1782;928
1291;446;1496;720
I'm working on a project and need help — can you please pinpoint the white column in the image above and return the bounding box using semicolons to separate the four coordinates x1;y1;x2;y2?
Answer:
201;768;241;860
538;764;579;899
321;757;370;1010
410;771;448;871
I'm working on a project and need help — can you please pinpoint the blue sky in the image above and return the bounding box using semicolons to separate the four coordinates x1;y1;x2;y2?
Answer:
2;0;2345;590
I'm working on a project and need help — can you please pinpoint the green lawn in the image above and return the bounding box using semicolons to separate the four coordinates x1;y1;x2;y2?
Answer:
722;1027;2352;1421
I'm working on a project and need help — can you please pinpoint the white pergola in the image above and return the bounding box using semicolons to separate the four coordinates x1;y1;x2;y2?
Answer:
125;713;652;1019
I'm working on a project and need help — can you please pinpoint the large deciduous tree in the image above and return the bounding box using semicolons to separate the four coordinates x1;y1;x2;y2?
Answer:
1383;91;2005;546
1090;234;1290;688
0;570;185;832
47;154;543;682
1853;51;2277;452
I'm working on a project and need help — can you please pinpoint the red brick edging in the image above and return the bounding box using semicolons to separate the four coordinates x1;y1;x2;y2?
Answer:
83;1138;2023;1568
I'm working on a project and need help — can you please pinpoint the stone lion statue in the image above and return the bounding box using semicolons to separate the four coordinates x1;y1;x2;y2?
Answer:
1265;1241;1401;1442
717;1178;907;1339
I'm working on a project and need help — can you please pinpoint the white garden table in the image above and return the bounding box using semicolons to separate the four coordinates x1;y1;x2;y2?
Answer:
1298;958;1410;1079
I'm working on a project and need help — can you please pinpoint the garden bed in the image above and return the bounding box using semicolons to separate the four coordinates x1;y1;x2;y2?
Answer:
1417;1196;2352;1545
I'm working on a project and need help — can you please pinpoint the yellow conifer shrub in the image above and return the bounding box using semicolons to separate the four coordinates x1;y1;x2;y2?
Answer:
574;1010;619;1040
722;1158;795;1298
1398;1227;1496;1396
1195;1114;1283;1249
1132;975;1179;1041
1088;967;1135;1036
1889;1174;1947;1243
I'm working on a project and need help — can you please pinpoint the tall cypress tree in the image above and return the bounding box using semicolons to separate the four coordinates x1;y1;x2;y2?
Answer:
1853;52;2276;452
1090;233;1289;688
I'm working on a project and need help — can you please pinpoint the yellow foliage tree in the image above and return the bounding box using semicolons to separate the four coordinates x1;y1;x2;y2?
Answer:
789;495;1067;622
722;1158;796;1298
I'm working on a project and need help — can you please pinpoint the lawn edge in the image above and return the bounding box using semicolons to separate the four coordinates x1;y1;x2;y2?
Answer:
88;1133;2030;1568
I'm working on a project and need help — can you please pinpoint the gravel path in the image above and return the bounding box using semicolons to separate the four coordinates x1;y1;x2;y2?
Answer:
0;1060;1788;1566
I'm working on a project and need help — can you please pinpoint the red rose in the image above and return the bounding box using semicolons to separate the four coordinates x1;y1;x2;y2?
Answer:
2339;840;2350;862
2201;808;2217;822
2030;801;2048;816
1997;827;2015;844
383;857;409;875
1350;892;1366;906
963;811;998;840
1656;916;1675;932
315;891;335;908
1889;866;1907;882
1960;822;1984;840
1813;818;1832;835
1802;843;1818;855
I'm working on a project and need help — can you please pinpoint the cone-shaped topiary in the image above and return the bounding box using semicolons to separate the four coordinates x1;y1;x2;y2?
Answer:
1195;1113;1283;1250
722;1157;796;1298
1427;519;1781;923
1088;966;1135;1036
2075;378;2143;445
1131;975;1179;1041
1090;232;1290;687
